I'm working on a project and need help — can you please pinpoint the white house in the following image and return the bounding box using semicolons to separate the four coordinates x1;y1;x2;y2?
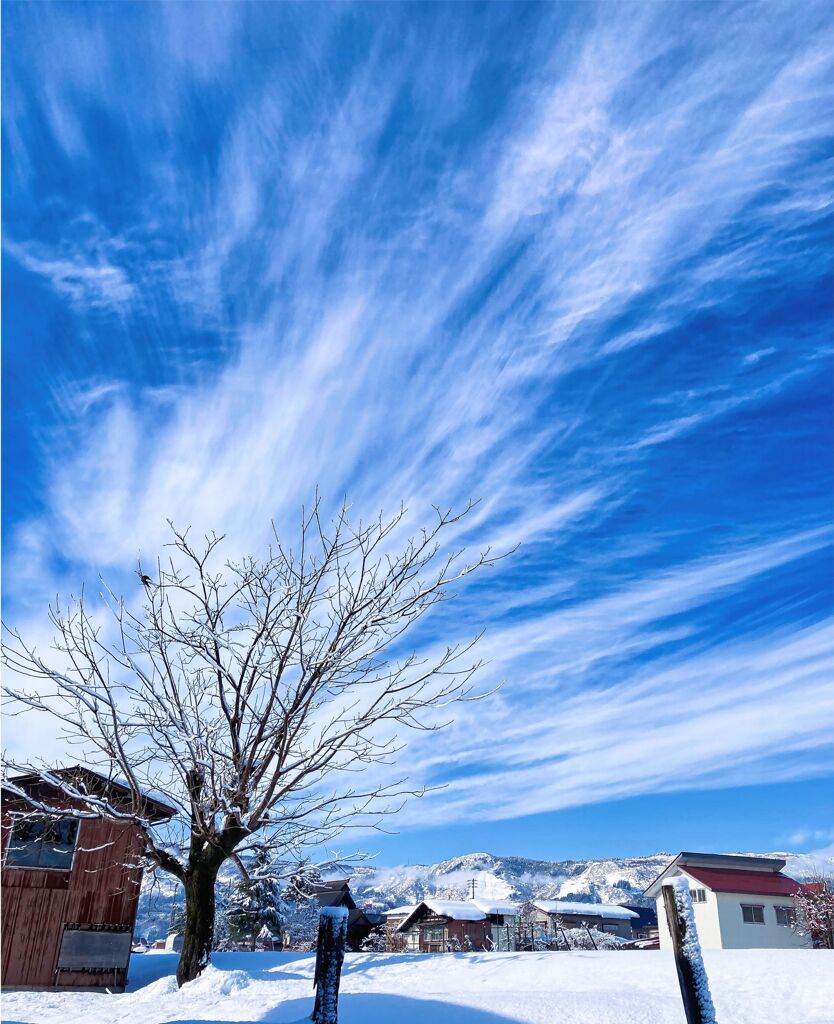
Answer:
644;851;808;950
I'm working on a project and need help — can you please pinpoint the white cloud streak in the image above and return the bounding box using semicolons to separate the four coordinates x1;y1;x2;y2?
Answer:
3;2;832;829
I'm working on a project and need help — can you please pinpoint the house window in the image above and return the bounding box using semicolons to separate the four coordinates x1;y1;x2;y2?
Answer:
5;817;78;869
690;889;707;903
775;906;795;927
741;904;765;924
422;926;445;942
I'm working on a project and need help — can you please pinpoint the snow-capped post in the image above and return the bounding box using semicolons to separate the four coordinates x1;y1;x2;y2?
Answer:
312;905;348;1024
662;878;718;1024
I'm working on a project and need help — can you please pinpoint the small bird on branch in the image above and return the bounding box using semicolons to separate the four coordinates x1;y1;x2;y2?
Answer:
136;571;153;588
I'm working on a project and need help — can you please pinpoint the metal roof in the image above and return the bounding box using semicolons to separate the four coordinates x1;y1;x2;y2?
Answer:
679;865;804;897
643;851;794;897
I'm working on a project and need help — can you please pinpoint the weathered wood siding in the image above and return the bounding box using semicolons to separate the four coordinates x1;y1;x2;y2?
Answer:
1;814;146;988
399;912;492;952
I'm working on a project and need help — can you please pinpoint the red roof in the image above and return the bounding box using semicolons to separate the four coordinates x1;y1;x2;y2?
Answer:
681;864;803;897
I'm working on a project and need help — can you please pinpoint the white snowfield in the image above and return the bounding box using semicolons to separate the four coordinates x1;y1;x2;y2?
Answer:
2;949;832;1024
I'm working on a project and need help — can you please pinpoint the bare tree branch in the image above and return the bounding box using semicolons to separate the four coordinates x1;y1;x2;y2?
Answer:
1;501;501;984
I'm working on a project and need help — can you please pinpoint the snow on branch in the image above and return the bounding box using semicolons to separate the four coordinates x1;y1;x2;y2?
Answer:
2;501;500;887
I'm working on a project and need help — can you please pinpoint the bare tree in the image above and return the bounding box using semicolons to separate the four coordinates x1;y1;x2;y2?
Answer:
793;872;834;949
2;500;497;985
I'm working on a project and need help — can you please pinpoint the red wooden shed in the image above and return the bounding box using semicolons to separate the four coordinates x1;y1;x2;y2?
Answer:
1;766;175;991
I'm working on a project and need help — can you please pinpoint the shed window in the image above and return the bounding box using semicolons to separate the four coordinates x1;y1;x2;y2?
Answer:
690;888;707;903
775;906;795;927
5;817;78;869
741;904;765;924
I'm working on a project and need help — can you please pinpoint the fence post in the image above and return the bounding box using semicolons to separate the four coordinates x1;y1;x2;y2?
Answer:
662;879;718;1024
312;906;348;1024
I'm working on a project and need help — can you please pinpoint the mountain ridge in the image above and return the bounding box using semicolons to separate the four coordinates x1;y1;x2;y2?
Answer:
135;847;831;940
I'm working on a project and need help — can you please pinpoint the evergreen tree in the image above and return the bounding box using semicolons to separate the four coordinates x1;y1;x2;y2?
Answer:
226;848;286;949
279;862;324;949
359;929;386;952
282;896;321;950
168;902;186;937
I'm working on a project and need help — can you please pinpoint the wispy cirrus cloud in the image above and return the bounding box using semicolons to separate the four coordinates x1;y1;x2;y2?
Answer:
2;2;832;836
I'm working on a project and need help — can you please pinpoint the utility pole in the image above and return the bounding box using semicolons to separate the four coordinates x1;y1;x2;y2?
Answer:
467;878;477;899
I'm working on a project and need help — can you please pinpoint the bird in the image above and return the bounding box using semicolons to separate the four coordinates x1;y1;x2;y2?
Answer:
136;571;153;587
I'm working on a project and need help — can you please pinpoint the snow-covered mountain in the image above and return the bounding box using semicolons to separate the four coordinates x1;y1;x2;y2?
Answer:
134;850;670;940
135;847;832;941
344;851;671;912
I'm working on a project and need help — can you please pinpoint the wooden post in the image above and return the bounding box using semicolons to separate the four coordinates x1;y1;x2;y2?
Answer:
662;881;717;1024
312;906;348;1024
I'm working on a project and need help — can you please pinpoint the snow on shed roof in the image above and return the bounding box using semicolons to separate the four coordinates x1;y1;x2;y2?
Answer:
472;898;519;916
396;899;488;931
7;766;177;822
532;900;638;920
383;905;416;917
421;899;487;920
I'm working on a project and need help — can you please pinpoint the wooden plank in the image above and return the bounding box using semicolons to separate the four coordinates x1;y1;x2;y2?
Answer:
2;818;147;988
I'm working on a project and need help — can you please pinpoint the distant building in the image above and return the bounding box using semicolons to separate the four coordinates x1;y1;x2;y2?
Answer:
529;900;638;939
644;852;809;950
310;879;356;911
382;904;416;928
308;879;384;950
1;766;175;990
470;898;519;950
621;904;658;940
397;898;519;952
380;905;415;951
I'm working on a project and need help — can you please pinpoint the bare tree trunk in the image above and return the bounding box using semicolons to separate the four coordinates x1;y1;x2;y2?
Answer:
177;858;221;987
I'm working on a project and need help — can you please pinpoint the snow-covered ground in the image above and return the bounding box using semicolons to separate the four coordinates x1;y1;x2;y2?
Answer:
2;949;832;1024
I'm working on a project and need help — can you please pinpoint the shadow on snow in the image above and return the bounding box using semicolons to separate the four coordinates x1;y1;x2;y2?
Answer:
162;993;521;1024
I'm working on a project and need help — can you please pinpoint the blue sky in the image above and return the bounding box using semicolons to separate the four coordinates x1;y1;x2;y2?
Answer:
3;2;833;866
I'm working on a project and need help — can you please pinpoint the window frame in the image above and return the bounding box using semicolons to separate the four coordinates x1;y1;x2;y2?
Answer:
3;816;79;871
740;903;765;925
690;888;707;903
774;905;795;927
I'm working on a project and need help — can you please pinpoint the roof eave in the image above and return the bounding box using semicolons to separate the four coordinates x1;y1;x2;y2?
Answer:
643;854;684;898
